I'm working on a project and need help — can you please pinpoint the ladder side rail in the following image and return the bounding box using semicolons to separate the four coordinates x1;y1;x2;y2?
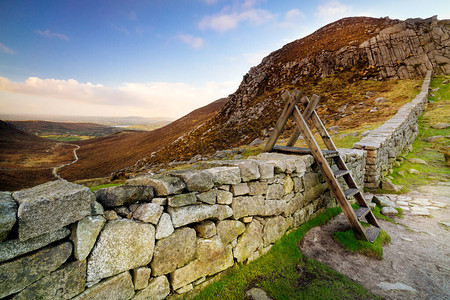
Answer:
291;106;369;241
264;91;302;152
287;95;321;147
299;96;340;153
299;97;380;227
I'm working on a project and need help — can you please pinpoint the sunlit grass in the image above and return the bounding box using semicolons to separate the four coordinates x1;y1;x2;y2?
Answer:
195;207;379;300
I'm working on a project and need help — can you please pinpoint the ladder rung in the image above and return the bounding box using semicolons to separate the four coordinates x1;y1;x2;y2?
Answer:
344;188;359;198
273;145;339;158
366;227;381;243
354;207;370;220
333;169;349;178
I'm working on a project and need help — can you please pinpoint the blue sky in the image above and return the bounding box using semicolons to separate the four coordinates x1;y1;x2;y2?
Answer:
1;0;449;119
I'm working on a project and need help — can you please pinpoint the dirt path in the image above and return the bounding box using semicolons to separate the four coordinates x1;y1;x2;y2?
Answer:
299;182;450;300
52;144;80;180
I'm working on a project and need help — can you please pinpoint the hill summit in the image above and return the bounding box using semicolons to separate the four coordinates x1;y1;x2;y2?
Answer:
124;16;448;175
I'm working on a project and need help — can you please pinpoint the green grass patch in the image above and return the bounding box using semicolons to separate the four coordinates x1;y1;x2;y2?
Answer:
390;75;450;191
333;227;391;260
195;207;380;300
371;204;402;223
90;183;122;192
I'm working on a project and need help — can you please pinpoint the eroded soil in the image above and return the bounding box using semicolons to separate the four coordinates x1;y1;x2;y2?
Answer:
300;183;450;300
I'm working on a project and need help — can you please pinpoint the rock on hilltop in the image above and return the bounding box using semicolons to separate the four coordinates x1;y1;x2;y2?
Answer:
125;16;450;174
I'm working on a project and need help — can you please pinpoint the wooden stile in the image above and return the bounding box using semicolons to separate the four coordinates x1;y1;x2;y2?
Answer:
265;90;381;242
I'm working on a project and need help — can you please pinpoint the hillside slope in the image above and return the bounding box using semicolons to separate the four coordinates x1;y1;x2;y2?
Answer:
8;120;122;139
60;98;227;180
124;16;449;174
0;121;77;190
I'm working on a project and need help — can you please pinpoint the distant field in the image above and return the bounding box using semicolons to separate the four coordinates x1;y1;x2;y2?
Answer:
6;120;170;142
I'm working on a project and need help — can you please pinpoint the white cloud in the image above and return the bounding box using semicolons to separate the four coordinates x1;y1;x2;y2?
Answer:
36;29;70;41
286;9;305;21
198;0;275;33
0;42;15;54
315;0;352;21
176;34;206;49
0;76;237;118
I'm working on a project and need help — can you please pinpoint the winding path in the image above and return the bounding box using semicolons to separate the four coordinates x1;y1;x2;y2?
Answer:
52;144;80;180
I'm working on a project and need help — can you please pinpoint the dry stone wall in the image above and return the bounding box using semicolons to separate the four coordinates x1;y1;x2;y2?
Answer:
0;150;365;299
353;71;432;189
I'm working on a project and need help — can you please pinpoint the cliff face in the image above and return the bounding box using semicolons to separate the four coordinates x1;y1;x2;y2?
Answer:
127;16;449;174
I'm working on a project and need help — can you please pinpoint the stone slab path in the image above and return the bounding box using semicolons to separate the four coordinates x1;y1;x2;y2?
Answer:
299;182;450;300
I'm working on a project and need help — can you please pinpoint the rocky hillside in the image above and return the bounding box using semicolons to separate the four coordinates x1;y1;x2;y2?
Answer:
122;16;448;176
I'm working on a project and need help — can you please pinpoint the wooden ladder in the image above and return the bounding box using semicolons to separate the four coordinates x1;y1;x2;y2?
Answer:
264;90;381;242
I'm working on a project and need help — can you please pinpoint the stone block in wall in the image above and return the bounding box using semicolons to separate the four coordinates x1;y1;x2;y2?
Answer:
292;209;306;228
170;236;234;290
263;216;288;247
284;176;294;195
232;196;264;219
169;170;214;192
0;241;72;298
12;259;86;300
255;161;275;179
303;172;320;190
13;180;93;241
293;177;304;192
207;167;241;185
217;220;246;245
231;183;250;196
0;227;70;263
248;181;268;196
133;276;170;300
72;271;134;300
131;267;151;290
365;182;380;189
168;193;197;207
91;201;104;216
233;219;263;263
283;193;306;217
155;213;174;240
0;192;17;242
263;200;287;217
197;190;217;205
216;205;233;220
151;228;196;276
133;203;163;225
168;204;221;228
86;219;155;285
126;175;186;196
266;184;284;200
304;183;327;203
71;215;106;261
94;185;154;208
236;161;260;182
216;190;233;205
195;220;217;238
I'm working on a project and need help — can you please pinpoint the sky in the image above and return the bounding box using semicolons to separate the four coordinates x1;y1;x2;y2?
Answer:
1;0;449;119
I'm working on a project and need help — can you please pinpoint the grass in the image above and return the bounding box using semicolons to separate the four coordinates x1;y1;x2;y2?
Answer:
195;207;380;300
389;75;450;191
333;227;390;260
89;183;122;192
